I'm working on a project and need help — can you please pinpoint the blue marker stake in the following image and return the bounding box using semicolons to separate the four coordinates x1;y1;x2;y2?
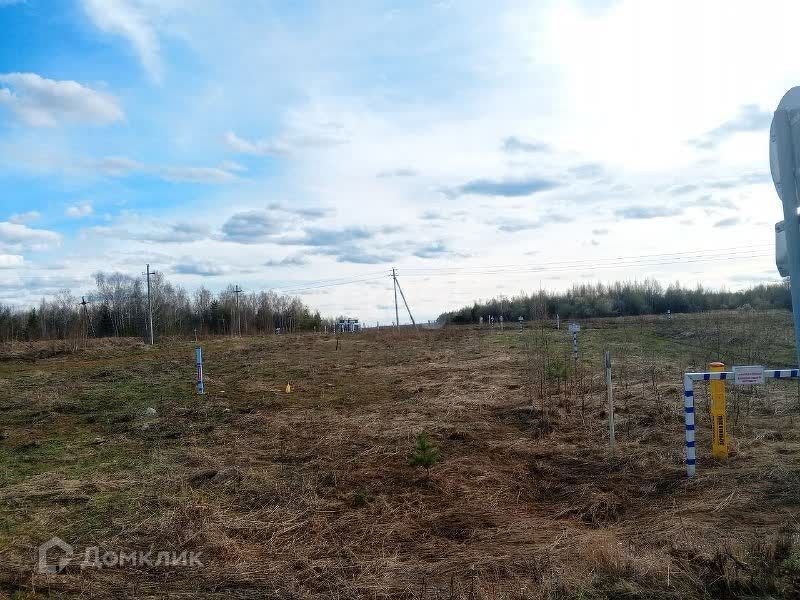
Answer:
195;346;205;395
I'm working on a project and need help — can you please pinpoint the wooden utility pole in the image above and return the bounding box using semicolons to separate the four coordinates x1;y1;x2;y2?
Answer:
145;264;155;345
392;268;400;329
79;296;94;343
233;285;243;336
392;268;416;328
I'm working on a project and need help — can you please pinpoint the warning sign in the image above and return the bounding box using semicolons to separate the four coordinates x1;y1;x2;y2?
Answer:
568;323;581;333
733;365;764;386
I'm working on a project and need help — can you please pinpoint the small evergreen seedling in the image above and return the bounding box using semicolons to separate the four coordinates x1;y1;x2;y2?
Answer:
410;433;441;478
352;486;371;508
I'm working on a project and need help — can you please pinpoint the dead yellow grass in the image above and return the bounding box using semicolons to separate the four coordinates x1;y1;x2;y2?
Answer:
1;318;799;598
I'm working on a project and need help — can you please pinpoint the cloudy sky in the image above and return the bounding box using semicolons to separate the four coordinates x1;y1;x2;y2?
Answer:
0;0;796;322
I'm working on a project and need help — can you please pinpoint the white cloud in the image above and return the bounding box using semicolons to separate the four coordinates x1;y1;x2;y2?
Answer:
80;155;240;183
0;254;23;268
0;72;124;127
66;203;94;218
224;131;283;156
9;211;40;224
81;0;162;82
218;160;247;173
225;126;348;156
88;156;143;176
173;257;228;276
157;165;237;184
85;221;210;243
220;210;281;243
0;221;61;252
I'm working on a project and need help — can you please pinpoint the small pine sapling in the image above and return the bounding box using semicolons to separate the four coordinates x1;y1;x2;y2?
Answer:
410;432;441;478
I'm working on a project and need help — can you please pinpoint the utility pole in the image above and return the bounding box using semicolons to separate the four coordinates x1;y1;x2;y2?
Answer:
392;268;416;328
233;285;243;336
79;296;94;342
392;268;400;329
145;264;155;345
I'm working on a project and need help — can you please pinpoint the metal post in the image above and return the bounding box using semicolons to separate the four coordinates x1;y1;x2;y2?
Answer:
683;375;696;477
195;345;205;395
556;314;560;329
605;351;615;449
774;108;800;368
709;362;728;459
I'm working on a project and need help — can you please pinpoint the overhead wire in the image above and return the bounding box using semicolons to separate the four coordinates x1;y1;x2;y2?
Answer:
397;244;772;274
276;245;777;296
396;252;773;279
276;274;388;294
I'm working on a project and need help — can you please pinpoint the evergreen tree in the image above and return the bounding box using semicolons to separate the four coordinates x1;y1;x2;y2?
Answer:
410;433;441;478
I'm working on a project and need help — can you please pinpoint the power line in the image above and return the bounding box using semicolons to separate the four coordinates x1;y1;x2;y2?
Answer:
398;244;772;270
270;270;388;288
276;275;388;294
398;244;772;274
400;250;773;276
268;247;778;316
396;251;773;278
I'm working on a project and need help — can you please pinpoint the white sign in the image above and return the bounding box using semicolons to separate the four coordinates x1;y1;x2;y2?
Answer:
568;323;580;333
733;365;765;386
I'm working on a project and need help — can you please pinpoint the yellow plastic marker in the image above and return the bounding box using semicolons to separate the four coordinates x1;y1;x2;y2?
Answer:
285;383;292;393
709;362;728;459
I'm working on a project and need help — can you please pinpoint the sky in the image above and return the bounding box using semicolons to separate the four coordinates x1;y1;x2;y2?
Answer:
0;0;797;323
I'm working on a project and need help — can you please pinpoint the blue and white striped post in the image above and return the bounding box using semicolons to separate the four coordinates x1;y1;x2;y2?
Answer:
682;368;800;477
683;374;696;477
568;323;580;361
195;346;205;395
572;332;578;363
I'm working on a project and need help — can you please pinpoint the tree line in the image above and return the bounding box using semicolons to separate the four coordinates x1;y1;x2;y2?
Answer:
437;280;792;324
0;271;327;343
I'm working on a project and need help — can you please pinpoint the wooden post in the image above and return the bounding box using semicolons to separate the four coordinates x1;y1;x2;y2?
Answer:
605;350;615;450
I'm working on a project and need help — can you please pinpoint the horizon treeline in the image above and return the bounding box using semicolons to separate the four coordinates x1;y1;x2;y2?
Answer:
0;271;326;344
438;280;792;324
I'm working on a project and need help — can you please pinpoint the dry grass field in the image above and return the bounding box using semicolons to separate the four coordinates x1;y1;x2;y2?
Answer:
1;310;800;599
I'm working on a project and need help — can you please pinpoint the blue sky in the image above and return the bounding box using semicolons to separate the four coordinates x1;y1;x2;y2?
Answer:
0;0;797;322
